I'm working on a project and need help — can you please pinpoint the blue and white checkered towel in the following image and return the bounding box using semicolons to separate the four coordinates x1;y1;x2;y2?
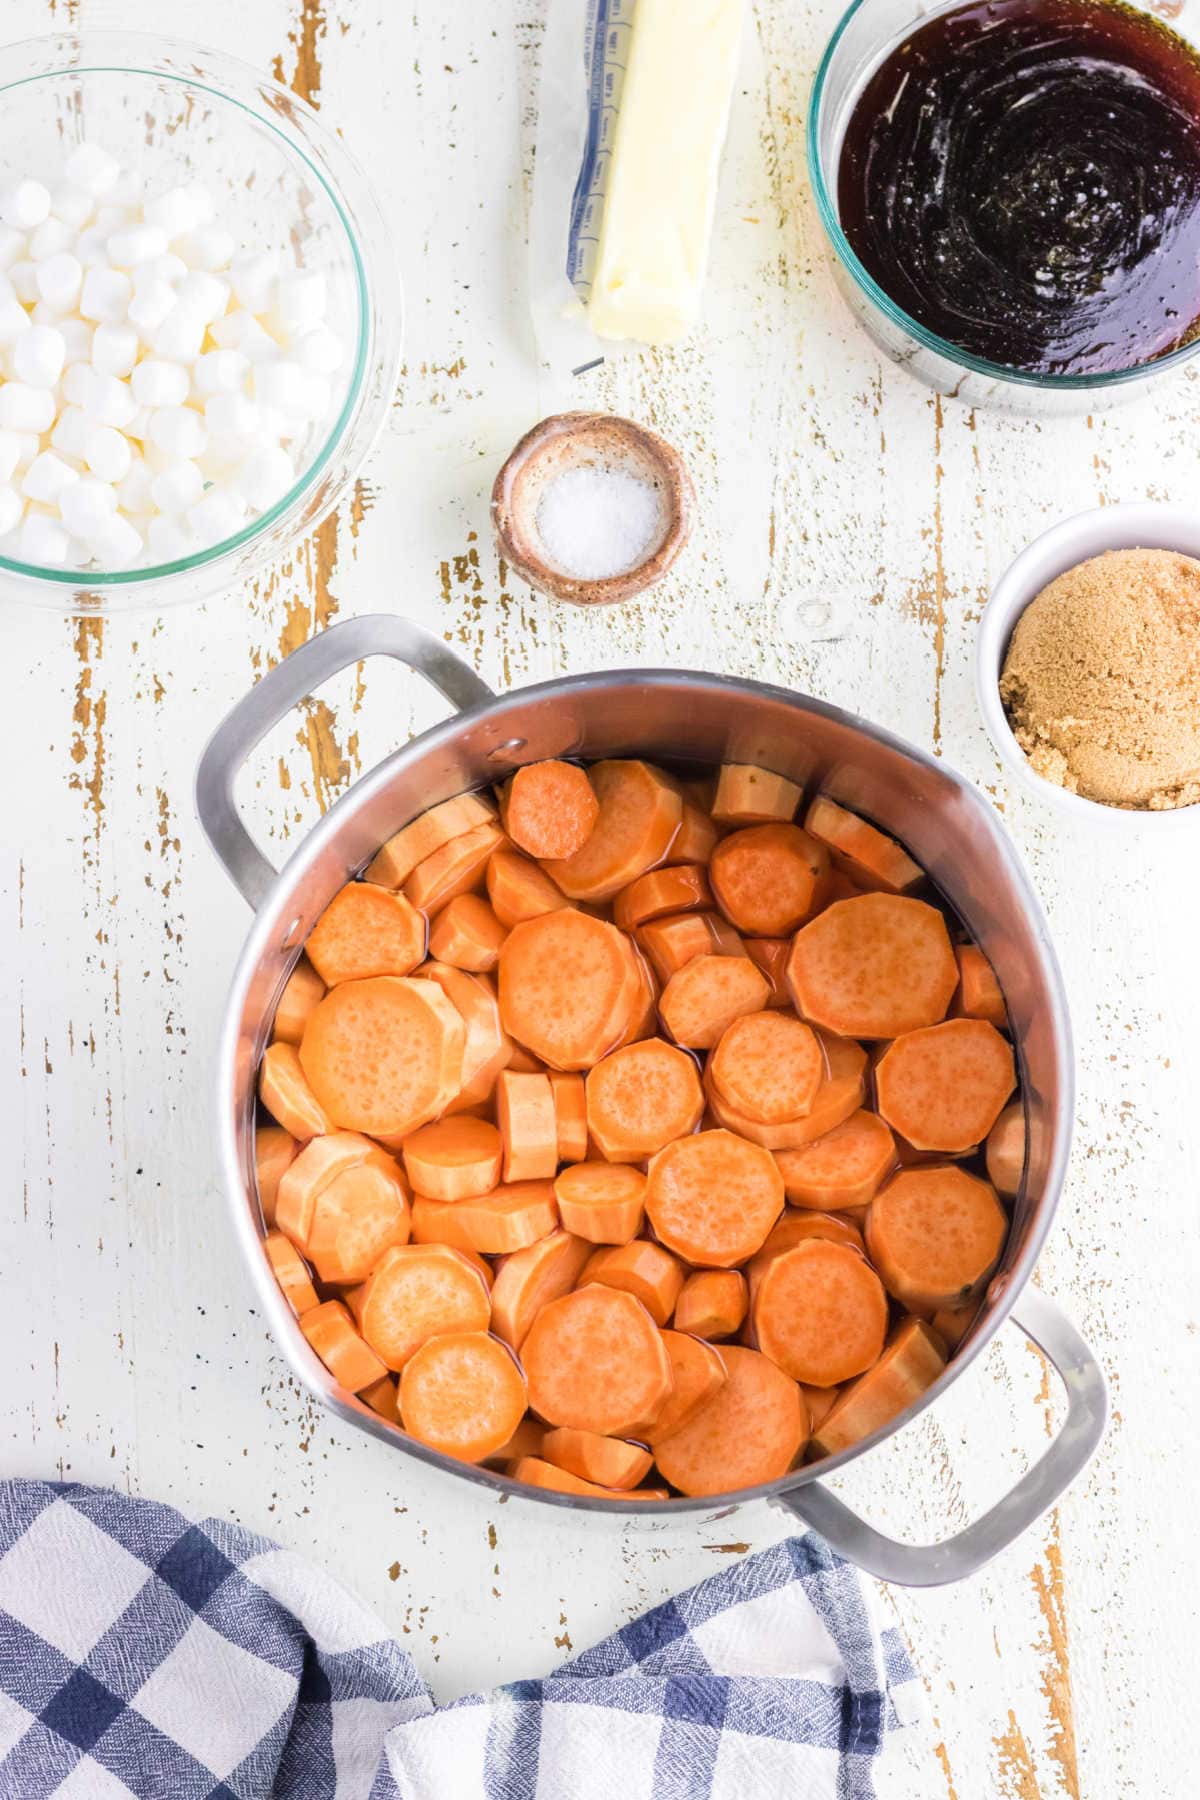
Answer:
0;1482;920;1798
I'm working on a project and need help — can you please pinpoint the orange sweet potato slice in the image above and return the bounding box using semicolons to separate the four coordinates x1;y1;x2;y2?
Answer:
585;1039;703;1161
773;1110;896;1209
539;1428;653;1491
498;908;639;1070
485;1416;546;1466
986;1101;1026;1198
403;822;506;915
300;976;465;1138
414;963;512;1114
653;1345;806;1497
811;1318;946;1458
541;760;682;901
259;1042;331;1141
800;1384;839;1432
272;958;326;1045
786;893;958;1038
703;1031;867;1150
930;1301;980;1350
659;953;769;1050
360;1374;400;1423
365;792;497;889
305;883;426;985
746;1209;865;1298
709;1012;824;1124
275;1129;380;1245
550;1072;588;1163
875;1018;1016;1153
399;1331;527;1464
301;1300;387;1392
306;1153;412;1284
486;849;570;930
743;938;790;1007
579;1240;686;1327
255;1125;297;1225
803;796;922;893
709;824;829;935
662;801;718;866
353;1242;492;1370
955;943;1007;1028
523;1285;673;1436
645;1128;784;1266
672;1269;747;1340
496;1069;559;1181
500;761;599;860
866;1166;1007;1312
711;763;802;824
553;1162;647;1244
646;1332;728;1442
264;1230;318;1316
411;1180;558;1255
613;864;712;933
752;1240;888;1385
490;1228;592;1348
510;1456;625;1498
402;1116;504;1201
426;894;508;973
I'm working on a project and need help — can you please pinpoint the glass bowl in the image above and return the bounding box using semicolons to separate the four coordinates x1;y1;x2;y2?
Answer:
0;30;402;611
808;0;1200;414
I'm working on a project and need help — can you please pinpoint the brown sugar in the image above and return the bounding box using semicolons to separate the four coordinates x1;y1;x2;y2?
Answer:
999;547;1200;810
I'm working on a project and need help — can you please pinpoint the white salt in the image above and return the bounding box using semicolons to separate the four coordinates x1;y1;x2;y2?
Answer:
535;465;663;581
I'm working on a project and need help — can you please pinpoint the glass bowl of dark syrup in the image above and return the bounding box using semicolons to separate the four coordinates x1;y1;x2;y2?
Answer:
810;0;1200;410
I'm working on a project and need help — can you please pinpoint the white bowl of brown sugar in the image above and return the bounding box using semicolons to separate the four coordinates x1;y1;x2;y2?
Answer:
978;502;1200;827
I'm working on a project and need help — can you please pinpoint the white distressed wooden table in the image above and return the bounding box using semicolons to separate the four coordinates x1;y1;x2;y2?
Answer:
3;1;1199;1794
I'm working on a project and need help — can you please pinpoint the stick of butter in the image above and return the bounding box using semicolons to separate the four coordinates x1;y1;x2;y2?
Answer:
586;0;744;345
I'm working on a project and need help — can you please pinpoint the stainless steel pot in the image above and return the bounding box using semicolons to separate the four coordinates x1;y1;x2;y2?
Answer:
196;614;1107;1586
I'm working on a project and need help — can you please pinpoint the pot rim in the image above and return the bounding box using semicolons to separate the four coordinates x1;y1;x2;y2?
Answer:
215;664;1074;1516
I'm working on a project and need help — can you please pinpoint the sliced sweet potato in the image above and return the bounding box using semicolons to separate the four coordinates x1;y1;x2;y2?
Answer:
743;938;790;1007
414;963;511;1114
490;1228;592;1348
986;1101;1026;1198
711;763;802;824
747;1209;865;1298
365;791;497;889
523;1285;673;1436
264;1230;318;1317
867;1166;1007;1311
354;1242;492;1370
550;1072;588;1163
301;1300;387;1392
613;864;712;934
673;1269;747;1340
402;1116;504;1201
486;1416;545;1466
786;893;958;1038
553;1162;647;1244
510;1456;623;1498
498;908;640;1070
306;1153;412;1284
305;883;426;986
800;1384;839;1432
752;1240;888;1385
300;976;465;1138
500;761;599;860
255;1125;297;1225
653;1345;806;1497
659;953;769;1050
399;1331;527;1464
486;849;569;930
637;910;746;984
427;894;507;972
609;944;659;1051
875;1018;1016;1153
585;1039;703;1161
360;1374;400;1423
259;1042;331;1141
646;1331;727;1442
811;1318;946;1458
495;1069;558;1181
541;760;682;901
955;944;1007;1028
580;1240;686;1326
403;821;506;915
540;1427;653;1491
645;1128;784;1266
275;1129;379;1246
709;824;828;935
709;1012;823;1124
507;1044;549;1075
703;1031;867;1149
773;1110;896;1210
663;800;718;866
803;795;921;893
931;1301;980;1350
411;1180;558;1255
272;958;326;1045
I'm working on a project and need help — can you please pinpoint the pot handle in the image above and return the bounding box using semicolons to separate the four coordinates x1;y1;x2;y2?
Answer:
771;1285;1106;1587
196;614;495;910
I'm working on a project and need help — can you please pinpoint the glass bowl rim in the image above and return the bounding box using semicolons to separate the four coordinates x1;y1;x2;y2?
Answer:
807;0;1200;393
0;32;371;589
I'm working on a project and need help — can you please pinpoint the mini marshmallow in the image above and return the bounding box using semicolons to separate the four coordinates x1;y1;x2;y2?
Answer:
117;458;152;514
51;406;94;460
0;179;51;231
0;383;55;432
146;514;195;562
106;223;168;268
147;405;206;460
64;143;120;198
13;324;66;389
58;318;93;365
0;484;23;536
252;359;309;415
177;270;229;323
80;372;135;431
209;311;277;358
74;226;111;270
0;297;31;345
91;322;138;378
233;445;294;510
133;252;187;288
110;170;145;209
22;450;79;505
88;511;142;568
79;266;132;324
150;459;204;514
0;430;20;483
0;226;24;269
16;511;69;566
149;305;206;362
205;392;258;441
187;485;245;544
294;326;345;376
11;432;39;471
131;358;189;408
143;185;204;238
10;260;40;305
35;251;83;313
229;251;277;312
192;349;250;398
51;186;95;232
82;423;132;484
60;477;117;538
272;272;327;339
127;278;177;336
124;406;151;443
30;216;74;261
62;363;95;408
177;225;234;272
93;204;131;236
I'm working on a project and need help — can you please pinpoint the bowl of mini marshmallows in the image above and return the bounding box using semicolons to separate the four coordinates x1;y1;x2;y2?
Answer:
0;31;402;609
